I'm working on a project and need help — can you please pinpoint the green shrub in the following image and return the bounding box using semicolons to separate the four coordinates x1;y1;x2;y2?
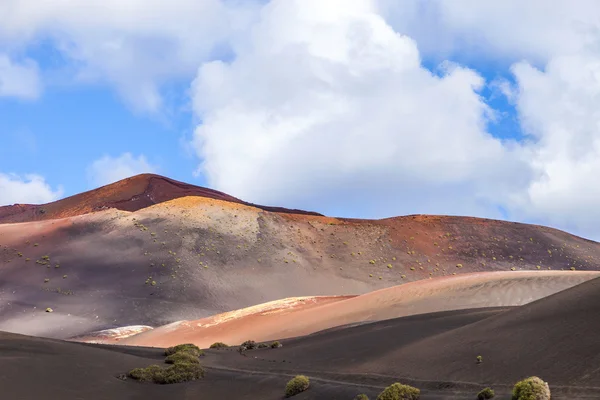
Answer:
209;342;228;349
258;343;269;348
154;362;204;384
476;355;483;364
127;362;204;384
165;351;200;364
355;395;370;400
376;383;420;400
477;387;495;399
164;343;202;357
285;375;310;397
241;340;257;350
127;364;162;382
512;376;550;400
271;341;282;348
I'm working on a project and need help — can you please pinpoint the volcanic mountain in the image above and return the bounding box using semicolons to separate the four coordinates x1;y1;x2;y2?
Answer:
0;173;322;224
2;174;600;399
1;174;599;341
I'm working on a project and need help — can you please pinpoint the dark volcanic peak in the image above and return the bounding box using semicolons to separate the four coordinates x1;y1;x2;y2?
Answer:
0;173;323;223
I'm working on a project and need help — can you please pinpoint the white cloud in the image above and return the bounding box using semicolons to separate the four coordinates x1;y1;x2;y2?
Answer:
503;52;600;238
190;0;528;219
0;0;262;111
376;0;600;64
185;0;600;241
0;54;41;99
0;173;62;205
87;153;158;188
4;0;600;240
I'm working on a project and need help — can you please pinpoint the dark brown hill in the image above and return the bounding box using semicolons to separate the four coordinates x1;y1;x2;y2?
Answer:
0;173;322;223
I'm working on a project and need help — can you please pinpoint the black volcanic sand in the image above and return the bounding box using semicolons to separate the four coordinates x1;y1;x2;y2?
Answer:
4;289;600;399
204;278;600;399
0;308;493;400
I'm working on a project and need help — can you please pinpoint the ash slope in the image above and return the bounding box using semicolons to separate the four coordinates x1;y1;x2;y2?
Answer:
2;194;600;340
0;173;322;224
208;275;600;393
119;271;599;348
0;328;481;400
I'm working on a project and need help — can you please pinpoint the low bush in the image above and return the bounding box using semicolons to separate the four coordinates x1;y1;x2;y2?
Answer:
153;362;204;384
128;364;162;382
376;382;420;400
128;363;204;384
477;387;495;399
271;341;282;348
285;375;310;397
241;340;257;350
128;343;206;385
355;395;370;400
209;342;228;349
512;376;550;400
165;351;200;365
164;343;202;357
258;343;269;348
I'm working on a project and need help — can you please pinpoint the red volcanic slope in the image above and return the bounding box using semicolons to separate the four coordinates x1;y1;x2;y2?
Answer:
0;174;322;223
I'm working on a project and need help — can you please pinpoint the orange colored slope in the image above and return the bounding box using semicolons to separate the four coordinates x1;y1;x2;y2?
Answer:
116;270;599;349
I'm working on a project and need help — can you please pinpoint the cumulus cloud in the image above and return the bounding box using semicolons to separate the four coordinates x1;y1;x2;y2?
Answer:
184;0;600;241
503;52;600;238
5;0;600;239
87;153;158;188
0;54;41;99
191;0;528;218
0;173;63;205
377;0;600;64
0;0;262;111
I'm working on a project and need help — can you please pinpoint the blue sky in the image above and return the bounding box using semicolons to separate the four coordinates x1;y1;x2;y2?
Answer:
0;81;202;192
0;54;520;198
2;0;600;240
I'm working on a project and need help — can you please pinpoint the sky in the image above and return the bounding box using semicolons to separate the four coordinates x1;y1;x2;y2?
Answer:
2;0;600;240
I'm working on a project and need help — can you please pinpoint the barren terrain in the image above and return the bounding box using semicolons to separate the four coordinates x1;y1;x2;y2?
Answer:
114;270;599;348
1;174;600;399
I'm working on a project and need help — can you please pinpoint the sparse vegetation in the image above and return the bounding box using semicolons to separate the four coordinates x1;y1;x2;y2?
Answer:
241;340;257;350
164;343;202;357
476;355;483;364
128;364;162;382
477;387;495;399
376;382;420;400
209;342;228;349
165;351;200;364
270;341;282;348
355;395;369;400
128;343;205;384
128;362;204;384
285;375;310;397
511;376;550;400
